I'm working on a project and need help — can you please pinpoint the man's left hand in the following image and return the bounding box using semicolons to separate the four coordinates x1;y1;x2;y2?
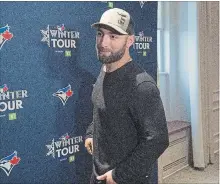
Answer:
96;170;117;184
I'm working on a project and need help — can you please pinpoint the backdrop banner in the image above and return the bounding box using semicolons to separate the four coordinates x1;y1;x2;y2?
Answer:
0;2;157;184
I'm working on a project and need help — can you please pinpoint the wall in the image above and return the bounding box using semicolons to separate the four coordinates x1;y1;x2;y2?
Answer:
159;2;193;122
159;1;219;169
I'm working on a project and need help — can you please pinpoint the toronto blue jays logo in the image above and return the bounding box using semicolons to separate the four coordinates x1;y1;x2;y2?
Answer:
139;31;144;37
0;84;8;93
0;24;13;50
0;151;21;176
57;24;65;32
53;84;73;106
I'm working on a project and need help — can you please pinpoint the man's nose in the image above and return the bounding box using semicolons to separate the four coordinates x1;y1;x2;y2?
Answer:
100;35;110;47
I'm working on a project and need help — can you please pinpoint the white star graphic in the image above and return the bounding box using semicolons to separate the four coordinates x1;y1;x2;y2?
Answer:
139;1;146;8
40;25;50;47
46;138;55;158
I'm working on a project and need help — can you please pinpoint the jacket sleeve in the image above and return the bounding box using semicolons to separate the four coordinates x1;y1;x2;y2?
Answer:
85;106;98;139
112;81;169;183
85;121;93;139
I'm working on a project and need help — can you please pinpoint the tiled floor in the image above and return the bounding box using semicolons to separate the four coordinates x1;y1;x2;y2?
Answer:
163;153;219;184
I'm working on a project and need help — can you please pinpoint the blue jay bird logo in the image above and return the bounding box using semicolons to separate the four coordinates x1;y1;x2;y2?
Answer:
139;31;144;37
53;84;73;106
0;151;21;176
59;133;70;141
57;24;65;32
0;24;13;50
0;84;8;93
0;25;9;34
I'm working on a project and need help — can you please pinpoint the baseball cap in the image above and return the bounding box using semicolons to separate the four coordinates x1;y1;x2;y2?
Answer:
91;8;134;35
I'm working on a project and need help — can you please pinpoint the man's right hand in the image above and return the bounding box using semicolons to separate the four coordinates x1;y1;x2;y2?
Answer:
85;138;93;155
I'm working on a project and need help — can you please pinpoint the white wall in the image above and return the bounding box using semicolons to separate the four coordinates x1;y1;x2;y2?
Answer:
159;2;191;122
159;1;219;169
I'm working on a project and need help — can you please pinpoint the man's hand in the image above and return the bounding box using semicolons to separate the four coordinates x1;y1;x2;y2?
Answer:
97;170;117;184
85;138;93;155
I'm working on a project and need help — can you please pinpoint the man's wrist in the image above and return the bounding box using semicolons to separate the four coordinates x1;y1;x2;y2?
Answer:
85;135;93;140
111;168;119;184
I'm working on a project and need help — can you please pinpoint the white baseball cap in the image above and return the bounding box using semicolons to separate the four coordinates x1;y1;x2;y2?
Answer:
91;8;134;35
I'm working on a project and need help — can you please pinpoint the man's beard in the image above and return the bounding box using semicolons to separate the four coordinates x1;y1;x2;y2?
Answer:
96;44;126;64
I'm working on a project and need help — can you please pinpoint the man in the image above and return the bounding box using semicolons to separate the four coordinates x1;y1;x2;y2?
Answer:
85;8;169;184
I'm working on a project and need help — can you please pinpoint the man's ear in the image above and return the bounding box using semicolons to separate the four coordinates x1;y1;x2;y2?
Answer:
126;35;135;48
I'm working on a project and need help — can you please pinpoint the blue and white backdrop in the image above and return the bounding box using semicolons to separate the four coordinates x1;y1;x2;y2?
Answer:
0;2;158;184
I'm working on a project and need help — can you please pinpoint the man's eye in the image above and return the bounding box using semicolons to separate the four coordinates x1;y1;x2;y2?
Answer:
96;31;103;37
110;34;117;39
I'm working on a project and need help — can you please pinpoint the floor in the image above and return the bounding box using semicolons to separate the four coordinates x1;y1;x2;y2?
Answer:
163;153;219;184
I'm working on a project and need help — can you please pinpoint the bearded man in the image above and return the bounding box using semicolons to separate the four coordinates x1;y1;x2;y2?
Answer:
85;8;169;184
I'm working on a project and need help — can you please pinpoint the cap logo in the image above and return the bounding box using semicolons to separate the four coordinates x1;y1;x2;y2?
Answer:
117;12;127;26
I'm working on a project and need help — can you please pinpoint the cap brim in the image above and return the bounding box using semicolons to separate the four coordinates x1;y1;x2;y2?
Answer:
91;22;128;35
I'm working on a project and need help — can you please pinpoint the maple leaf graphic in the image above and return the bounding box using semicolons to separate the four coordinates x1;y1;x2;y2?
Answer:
66;90;73;97
2;30;13;40
10;156;20;165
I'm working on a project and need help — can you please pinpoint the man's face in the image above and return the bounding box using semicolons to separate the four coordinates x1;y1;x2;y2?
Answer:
96;27;128;64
